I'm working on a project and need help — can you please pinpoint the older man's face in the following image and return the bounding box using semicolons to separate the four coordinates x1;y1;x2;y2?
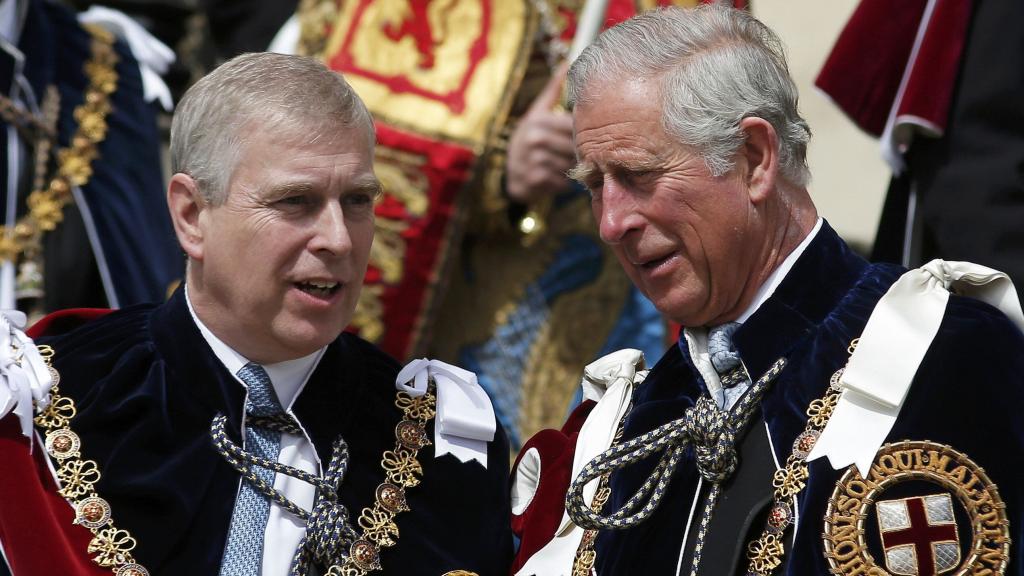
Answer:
192;125;379;363
573;78;757;327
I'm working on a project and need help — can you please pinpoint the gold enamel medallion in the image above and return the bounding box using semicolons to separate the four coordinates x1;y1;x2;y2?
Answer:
824;440;1009;575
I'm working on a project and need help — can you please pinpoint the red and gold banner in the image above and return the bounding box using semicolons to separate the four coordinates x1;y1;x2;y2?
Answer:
311;0;534;359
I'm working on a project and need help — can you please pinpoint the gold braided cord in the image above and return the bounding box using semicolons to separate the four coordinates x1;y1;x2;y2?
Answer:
0;24;117;265
0;91;57;143
33;345;150;576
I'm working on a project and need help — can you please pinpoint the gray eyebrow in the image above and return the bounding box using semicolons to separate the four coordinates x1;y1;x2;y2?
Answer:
263;181;314;199
349;177;384;199
567;162;595;184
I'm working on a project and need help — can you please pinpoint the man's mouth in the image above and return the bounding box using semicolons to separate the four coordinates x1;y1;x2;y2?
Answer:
295;280;341;298
639;253;673;270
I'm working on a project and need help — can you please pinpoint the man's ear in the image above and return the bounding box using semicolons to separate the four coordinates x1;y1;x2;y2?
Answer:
738;117;779;204
167;173;207;261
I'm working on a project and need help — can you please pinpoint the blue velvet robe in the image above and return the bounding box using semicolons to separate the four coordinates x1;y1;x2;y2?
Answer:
3;289;513;575
3;0;182;310
591;222;1024;575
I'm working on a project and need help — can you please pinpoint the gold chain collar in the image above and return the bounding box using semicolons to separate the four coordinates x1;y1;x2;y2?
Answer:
326;386;437;574
0;24;118;266
33;344;149;576
33;343;461;575
744;339;858;575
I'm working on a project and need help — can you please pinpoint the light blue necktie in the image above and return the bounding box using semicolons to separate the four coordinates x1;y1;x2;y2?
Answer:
708;322;751;410
220;363;285;575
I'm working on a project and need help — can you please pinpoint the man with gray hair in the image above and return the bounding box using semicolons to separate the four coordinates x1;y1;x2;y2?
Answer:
0;52;512;575
509;5;1024;575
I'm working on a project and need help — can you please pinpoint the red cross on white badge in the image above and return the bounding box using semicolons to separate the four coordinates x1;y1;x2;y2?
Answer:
876;494;961;576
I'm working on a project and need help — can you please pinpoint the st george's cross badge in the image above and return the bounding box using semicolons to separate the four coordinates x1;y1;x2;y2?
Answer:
824;440;1010;575
875;494;959;575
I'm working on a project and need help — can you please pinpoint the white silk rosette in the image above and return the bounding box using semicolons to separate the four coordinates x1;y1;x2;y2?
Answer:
0;310;53;450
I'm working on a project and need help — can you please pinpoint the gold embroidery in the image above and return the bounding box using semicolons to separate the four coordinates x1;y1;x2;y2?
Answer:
635;0;701;11
520;233;630;437
350;146;431;344
0;25;117;265
823;441;1010;575
321;0;532;149
296;0;340;58
352;284;385;344
431;192;633;443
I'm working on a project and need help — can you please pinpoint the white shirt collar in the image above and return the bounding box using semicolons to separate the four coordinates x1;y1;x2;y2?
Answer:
0;0;21;45
736;217;823;323
184;285;325;410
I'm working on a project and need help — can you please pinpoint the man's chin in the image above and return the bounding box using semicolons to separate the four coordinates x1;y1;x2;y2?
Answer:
265;319;347;362
652;295;709;328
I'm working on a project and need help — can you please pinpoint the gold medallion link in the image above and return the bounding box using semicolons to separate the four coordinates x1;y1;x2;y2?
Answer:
33;348;149;575
743;352;851;575
327;387;437;574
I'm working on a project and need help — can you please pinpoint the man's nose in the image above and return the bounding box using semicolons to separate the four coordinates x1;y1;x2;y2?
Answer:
310;201;353;255
596;179;642;244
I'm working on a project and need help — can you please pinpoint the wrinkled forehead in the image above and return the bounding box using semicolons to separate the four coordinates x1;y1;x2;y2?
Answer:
240;112;375;153
573;76;664;131
220;119;378;197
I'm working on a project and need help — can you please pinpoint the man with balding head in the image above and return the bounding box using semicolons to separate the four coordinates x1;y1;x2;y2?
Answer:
0;53;512;575
510;5;1024;575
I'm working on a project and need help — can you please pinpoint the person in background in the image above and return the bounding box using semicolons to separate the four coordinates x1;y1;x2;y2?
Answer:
0;0;181;318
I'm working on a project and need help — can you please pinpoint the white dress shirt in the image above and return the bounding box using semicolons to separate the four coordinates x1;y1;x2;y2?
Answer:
186;289;324;575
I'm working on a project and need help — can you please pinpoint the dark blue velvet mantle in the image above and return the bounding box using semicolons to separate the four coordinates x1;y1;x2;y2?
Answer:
592;221;1024;575
28;289;513;575
9;0;183;309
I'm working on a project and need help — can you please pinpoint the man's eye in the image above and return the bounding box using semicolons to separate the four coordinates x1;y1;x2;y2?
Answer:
584;176;604;196
342;193;376;218
623;170;654;184
343;193;374;207
278;195;311;206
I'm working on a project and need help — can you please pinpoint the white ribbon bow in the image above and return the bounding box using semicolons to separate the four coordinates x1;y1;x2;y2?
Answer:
559;348;646;535
0;310;53;450
516;348;646;576
807;260;1024;476
78;6;176;111
395;359;496;468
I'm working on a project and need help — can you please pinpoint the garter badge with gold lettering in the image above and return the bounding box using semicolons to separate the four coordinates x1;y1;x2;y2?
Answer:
823;440;1009;575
